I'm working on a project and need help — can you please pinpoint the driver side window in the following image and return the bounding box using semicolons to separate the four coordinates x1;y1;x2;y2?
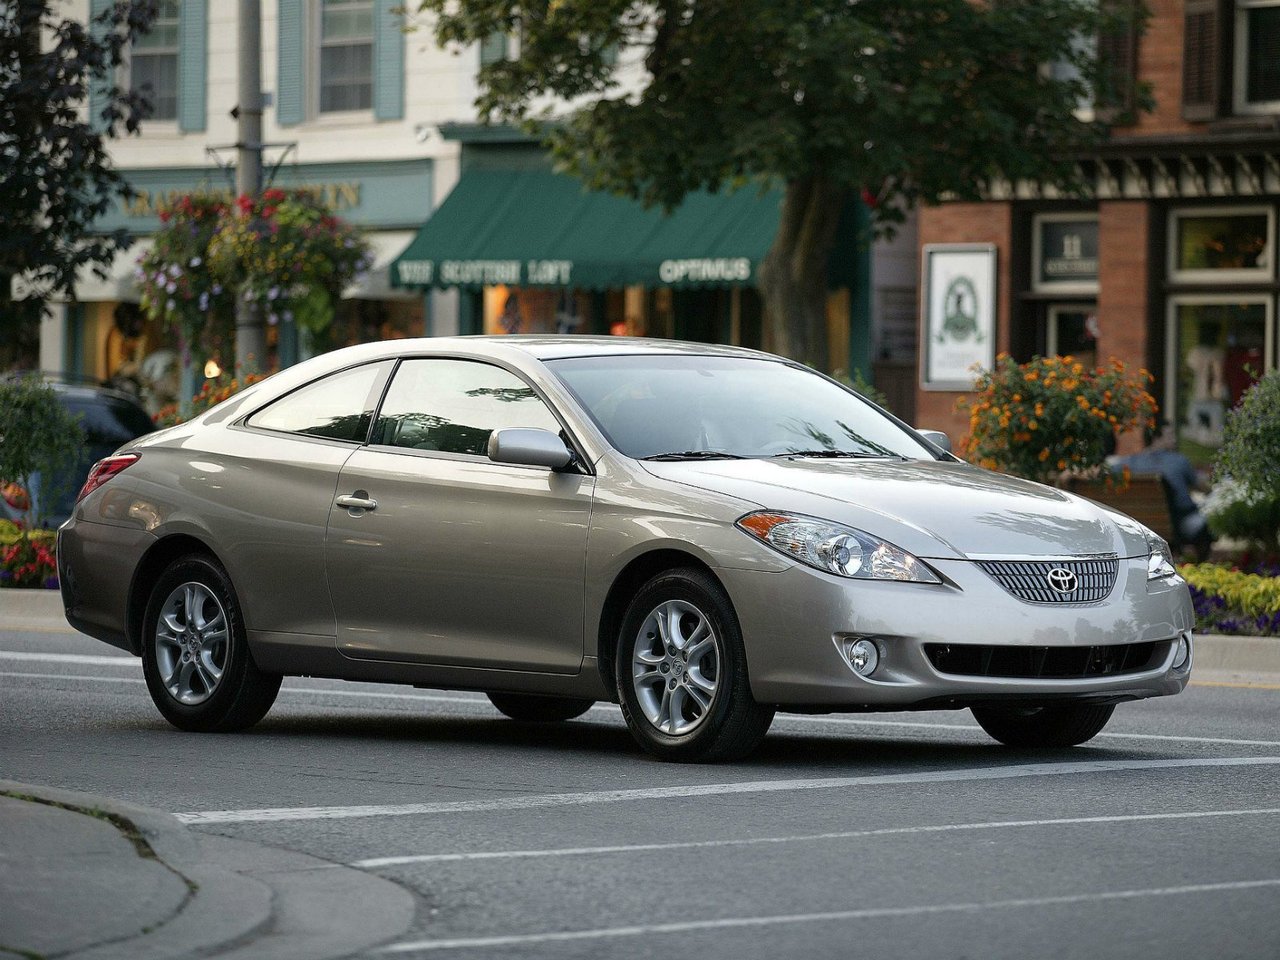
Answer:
373;359;561;457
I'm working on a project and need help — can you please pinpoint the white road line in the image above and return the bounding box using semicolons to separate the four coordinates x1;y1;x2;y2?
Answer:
352;806;1280;868
6;668;1280;748
175;756;1280;825
379;878;1280;954
0;651;135;666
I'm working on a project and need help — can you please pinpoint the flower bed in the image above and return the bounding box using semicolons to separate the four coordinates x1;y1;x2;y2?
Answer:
1180;563;1280;637
0;521;58;589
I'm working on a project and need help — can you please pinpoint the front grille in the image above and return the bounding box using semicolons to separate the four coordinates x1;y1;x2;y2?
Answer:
924;641;1167;679
978;557;1118;604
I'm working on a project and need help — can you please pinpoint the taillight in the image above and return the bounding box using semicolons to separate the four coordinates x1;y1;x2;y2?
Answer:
76;454;140;504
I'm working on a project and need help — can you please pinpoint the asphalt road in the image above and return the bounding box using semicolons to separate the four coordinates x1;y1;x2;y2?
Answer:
2;626;1278;959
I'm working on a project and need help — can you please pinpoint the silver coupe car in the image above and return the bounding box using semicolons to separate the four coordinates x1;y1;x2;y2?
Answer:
59;337;1194;761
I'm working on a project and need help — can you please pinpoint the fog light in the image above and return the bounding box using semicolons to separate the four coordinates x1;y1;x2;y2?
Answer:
1172;633;1192;671
844;638;880;677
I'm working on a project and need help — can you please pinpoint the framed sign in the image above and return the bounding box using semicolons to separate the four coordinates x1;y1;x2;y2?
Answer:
1033;213;1099;292
921;243;997;390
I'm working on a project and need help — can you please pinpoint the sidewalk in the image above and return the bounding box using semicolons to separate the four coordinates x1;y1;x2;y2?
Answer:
0;780;414;960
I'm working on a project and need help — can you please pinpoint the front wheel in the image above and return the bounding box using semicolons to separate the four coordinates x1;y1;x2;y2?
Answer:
971;703;1115;748
486;692;594;722
141;555;281;733
616;568;773;762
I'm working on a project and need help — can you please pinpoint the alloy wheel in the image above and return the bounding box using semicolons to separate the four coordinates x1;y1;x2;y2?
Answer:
154;581;229;705
631;599;721;735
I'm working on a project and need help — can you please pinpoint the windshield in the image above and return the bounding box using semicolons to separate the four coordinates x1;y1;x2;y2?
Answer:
547;355;939;461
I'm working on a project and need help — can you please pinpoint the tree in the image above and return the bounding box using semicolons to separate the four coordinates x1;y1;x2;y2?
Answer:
413;0;1141;370
0;0;157;370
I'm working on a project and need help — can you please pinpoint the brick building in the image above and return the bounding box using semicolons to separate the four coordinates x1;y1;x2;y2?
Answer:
915;0;1280;463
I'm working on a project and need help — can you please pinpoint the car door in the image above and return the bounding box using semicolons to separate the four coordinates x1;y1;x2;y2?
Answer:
225;359;393;637
326;356;595;673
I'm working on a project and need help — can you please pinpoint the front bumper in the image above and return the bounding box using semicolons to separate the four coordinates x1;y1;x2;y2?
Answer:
721;556;1194;709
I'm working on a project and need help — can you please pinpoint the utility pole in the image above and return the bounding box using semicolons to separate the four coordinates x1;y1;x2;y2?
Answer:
234;0;264;375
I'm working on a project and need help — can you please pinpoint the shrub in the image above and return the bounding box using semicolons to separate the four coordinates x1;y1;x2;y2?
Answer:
1201;479;1280;555
1214;369;1280;553
0;377;85;528
960;354;1157;484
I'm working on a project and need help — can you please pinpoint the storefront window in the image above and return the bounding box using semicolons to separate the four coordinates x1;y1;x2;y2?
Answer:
1168;298;1273;460
1170;208;1273;282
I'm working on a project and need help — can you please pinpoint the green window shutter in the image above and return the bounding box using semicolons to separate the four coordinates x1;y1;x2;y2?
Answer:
373;0;404;121
178;0;207;132
277;0;306;127
88;0;112;133
479;32;508;67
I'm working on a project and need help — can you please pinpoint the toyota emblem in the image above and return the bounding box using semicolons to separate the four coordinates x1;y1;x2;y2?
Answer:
1046;568;1078;594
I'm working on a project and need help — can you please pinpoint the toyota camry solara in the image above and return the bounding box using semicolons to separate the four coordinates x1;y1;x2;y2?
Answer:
59;337;1194;761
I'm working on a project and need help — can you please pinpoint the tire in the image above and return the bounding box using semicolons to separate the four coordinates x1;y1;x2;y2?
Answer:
615;567;774;762
486;692;594;722
971;702;1115;748
141;554;281;733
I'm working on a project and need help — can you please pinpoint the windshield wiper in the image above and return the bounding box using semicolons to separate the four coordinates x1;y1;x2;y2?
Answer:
771;450;900;459
642;451;750;461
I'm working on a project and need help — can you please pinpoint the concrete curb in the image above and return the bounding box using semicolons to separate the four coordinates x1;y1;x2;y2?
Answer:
0;779;416;960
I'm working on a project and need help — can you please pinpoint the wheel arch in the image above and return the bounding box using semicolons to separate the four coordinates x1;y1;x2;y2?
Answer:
595;547;730;700
125;534;225;655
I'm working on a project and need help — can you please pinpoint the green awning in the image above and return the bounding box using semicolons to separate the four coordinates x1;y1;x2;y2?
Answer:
391;169;786;291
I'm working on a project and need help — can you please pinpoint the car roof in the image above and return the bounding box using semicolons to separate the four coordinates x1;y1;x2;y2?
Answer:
374;335;779;362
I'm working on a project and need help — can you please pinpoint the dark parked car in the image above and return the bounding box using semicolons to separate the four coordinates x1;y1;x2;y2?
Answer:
1;376;155;528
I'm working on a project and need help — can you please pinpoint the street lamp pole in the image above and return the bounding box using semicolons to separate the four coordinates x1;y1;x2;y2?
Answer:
234;0;264;375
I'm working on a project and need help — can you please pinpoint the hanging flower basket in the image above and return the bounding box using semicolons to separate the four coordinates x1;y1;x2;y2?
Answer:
207;188;372;335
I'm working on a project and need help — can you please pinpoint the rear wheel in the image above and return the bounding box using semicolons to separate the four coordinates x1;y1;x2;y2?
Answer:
616;568;773;762
141;555;281;732
971;703;1115;748
486;692;594;722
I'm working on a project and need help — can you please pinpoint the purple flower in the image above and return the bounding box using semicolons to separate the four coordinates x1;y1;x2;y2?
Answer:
267;286;280;301
43;575;59;589
165;281;177;294
198;292;209;311
189;256;202;267
167;298;176;312
267;312;278;326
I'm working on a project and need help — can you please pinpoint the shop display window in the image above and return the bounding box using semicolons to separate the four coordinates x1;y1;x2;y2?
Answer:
1167;298;1273;462
1169;207;1273;283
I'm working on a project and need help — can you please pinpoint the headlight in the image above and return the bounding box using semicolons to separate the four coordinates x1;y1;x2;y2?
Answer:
737;512;941;583
1143;527;1180;582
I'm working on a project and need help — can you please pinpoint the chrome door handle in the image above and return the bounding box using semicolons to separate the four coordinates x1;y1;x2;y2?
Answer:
336;493;377;511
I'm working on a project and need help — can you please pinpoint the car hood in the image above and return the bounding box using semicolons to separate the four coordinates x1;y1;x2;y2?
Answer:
641;457;1148;561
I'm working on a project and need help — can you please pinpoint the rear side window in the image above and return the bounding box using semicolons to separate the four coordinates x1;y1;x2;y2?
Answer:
373;359;561;457
248;362;390;442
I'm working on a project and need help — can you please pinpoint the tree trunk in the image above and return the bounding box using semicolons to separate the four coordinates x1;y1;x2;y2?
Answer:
756;176;847;372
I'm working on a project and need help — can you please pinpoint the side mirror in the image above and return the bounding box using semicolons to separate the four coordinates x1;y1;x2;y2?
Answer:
487;428;574;470
917;429;952;454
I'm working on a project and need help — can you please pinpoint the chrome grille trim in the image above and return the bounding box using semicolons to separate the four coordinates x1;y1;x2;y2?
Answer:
977;556;1119;604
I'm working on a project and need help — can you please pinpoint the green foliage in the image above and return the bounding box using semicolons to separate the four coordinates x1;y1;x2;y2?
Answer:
1216;369;1280;504
1202;479;1280;554
0;377;85;527
0;1;158;367
960;355;1156;484
413;0;1137;222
